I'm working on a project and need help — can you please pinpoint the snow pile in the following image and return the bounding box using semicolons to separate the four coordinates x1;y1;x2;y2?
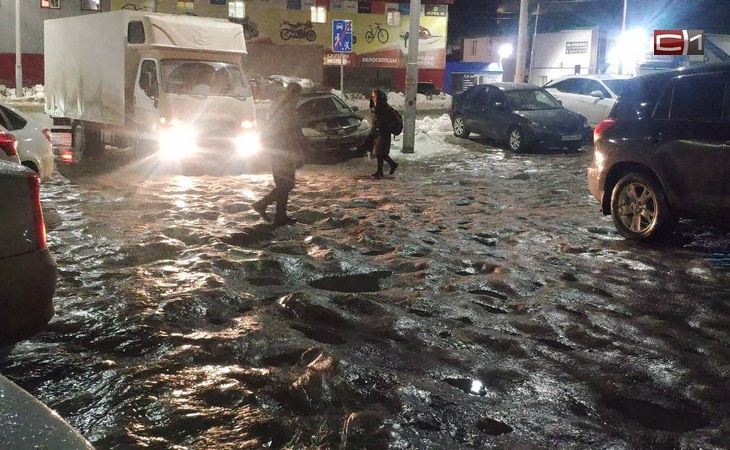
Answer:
0;84;45;103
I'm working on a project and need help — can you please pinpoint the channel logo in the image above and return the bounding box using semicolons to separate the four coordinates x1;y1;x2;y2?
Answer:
653;30;704;55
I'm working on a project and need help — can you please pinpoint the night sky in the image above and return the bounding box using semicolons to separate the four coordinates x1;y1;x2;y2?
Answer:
447;0;730;44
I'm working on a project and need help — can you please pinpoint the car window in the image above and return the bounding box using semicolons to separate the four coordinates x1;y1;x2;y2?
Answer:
506;89;562;110
582;80;610;97
612;75;670;121
298;96;347;116
652;79;675;120
602;79;627;97
464;85;488;102
547;78;587;94
669;72;725;121
0;105;27;132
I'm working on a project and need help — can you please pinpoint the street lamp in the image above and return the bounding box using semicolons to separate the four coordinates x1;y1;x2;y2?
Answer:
498;43;513;74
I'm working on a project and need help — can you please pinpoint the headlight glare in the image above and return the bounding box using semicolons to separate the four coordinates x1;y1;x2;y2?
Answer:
236;131;262;156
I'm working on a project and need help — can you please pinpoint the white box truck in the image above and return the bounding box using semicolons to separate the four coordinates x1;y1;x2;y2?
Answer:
44;11;260;164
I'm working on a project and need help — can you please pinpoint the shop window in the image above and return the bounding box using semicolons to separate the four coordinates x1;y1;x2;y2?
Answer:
228;0;244;18
386;8;400;27
81;0;101;11
177;0;194;14
311;6;326;24
41;0;61;8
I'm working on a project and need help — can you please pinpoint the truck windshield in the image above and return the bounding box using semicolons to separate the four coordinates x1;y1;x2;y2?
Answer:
160;60;253;98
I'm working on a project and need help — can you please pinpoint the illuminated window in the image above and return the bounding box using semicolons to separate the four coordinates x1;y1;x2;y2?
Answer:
177;0;194;14
81;0;101;11
41;0;61;8
311;6;326;24
470;40;477;56
228;0;245;19
386;8;400;27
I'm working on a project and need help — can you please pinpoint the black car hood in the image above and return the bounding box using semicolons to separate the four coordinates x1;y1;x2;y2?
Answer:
515;108;584;130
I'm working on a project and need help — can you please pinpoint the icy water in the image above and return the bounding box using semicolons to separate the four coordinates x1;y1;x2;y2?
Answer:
2;135;730;449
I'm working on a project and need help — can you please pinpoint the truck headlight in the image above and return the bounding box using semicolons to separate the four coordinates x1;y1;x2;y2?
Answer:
158;125;198;158
235;131;262;156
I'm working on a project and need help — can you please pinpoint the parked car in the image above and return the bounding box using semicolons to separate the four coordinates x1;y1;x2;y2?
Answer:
295;91;371;153
544;74;632;128
0;161;57;346
0;129;20;165
0;375;94;449
587;62;730;242
417;82;441;97
0;101;54;181
450;82;591;152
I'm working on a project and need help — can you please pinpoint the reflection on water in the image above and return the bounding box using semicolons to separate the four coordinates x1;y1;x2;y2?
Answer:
3;140;730;449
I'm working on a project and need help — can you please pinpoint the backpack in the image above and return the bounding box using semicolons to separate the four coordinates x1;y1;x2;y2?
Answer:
388;105;403;136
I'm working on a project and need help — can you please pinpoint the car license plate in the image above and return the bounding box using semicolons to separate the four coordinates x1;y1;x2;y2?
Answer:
561;134;581;141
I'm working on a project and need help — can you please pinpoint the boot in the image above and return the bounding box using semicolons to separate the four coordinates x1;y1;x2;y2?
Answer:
371;171;383;179
389;162;399;175
251;200;270;221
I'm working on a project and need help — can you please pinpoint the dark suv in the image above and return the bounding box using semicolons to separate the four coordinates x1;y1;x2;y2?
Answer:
587;62;730;242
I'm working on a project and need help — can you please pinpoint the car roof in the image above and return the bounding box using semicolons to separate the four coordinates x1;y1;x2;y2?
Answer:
478;82;543;91
549;74;632;82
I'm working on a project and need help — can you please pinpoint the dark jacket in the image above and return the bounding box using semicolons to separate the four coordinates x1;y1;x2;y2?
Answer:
367;89;392;157
261;94;304;174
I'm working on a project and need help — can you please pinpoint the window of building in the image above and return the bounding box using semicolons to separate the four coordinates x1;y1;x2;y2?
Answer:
228;0;244;18
311;6;326;24
386;8;400;27
81;0;101;11
177;0;194;14
470;40;477;56
41;0;61;8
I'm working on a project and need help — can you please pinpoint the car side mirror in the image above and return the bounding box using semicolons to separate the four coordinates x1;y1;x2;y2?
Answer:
351;105;359;111
590;90;605;99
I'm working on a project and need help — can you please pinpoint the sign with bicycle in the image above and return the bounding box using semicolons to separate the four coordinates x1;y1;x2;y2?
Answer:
332;19;353;53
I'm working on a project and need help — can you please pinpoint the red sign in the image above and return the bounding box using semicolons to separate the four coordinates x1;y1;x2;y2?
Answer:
653;30;704;55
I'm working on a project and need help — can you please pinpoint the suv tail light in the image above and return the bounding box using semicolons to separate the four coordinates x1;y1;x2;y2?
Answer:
26;172;47;250
593;118;616;143
0;130;18;157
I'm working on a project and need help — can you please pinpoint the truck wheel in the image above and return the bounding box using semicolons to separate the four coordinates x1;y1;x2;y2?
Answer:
71;121;103;161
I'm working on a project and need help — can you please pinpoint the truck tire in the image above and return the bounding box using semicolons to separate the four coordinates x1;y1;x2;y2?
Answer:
71;121;103;161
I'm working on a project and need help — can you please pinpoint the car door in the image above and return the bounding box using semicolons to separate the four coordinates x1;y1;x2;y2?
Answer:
576;79;614;126
484;88;512;140
651;71;730;217
543;78;587;115
462;85;492;136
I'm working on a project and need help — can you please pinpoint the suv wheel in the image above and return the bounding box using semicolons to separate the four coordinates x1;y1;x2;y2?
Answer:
452;115;470;138
610;172;677;241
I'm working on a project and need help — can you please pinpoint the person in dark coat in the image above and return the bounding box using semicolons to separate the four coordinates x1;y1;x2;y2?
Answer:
365;88;398;179
252;82;305;226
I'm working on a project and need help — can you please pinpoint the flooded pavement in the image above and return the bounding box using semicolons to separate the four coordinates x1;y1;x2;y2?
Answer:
2;133;730;450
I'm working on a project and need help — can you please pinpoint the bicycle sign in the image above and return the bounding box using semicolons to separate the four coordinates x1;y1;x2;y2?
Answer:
332;19;353;53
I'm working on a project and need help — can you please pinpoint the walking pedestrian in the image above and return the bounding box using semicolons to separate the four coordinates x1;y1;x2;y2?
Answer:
364;88;398;179
252;82;305;226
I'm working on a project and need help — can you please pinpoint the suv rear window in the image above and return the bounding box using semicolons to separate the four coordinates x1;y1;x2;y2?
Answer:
669;72;726;121
611;75;670;121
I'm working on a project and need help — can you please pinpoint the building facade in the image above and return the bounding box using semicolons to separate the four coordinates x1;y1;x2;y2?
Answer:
0;0;454;92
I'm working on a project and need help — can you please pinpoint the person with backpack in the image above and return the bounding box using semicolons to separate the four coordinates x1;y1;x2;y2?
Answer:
364;88;400;179
251;82;306;226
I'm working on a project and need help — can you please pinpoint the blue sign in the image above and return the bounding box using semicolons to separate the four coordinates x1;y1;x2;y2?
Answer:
332;19;353;53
